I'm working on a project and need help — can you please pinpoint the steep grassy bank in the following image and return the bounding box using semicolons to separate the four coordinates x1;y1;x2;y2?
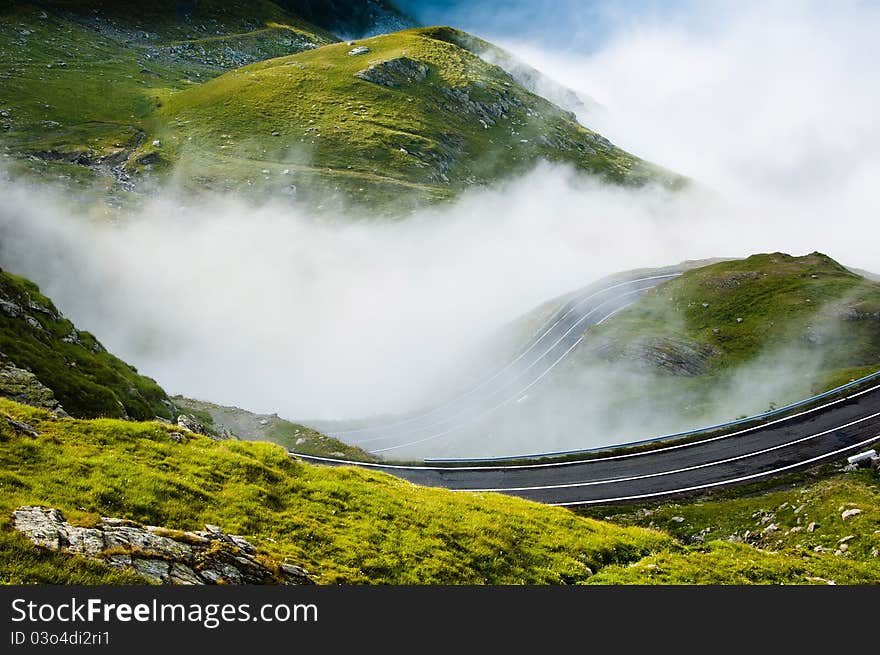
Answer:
581;467;880;584
0;398;670;584
3;398;879;584
0;268;171;420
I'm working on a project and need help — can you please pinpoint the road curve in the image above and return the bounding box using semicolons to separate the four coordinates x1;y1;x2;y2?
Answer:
296;381;880;506
330;272;681;455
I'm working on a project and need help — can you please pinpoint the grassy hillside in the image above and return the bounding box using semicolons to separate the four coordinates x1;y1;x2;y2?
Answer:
160;26;677;207
0;268;171;420
0;398;671;584
0;1;335;201
582;467;880;584
173;395;377;461
424;253;880;459
567;253;879;426
576;252;880;400
2;397;878;584
1;3;679;209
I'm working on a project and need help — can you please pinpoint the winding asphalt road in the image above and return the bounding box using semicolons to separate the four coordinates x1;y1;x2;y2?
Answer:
294;268;880;505
330;272;681;455
298;380;880;506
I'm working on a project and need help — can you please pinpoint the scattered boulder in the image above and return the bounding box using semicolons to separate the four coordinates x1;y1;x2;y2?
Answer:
841;508;862;520
355;57;428;89
5;417;39;437
176;413;208;436
348;46;370;56
12;506;313;585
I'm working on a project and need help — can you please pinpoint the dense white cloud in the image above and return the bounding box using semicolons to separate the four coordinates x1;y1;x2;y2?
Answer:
0;2;877;457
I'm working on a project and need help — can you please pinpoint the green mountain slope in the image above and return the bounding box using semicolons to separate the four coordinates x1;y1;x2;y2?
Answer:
0;1;335;200
159;26;678;207
439;253;880;456
0;398;670;584
3;398;878;584
1;3;680;209
563;252;880;430
0;267;171;420
582;252;880;390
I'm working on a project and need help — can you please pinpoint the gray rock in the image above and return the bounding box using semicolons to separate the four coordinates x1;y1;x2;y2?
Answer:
231;535;256;554
355;57;428;89
0;298;22;317
12;507;67;549
132;558;170;582
176;414;208;435
169;562;202;585
280;563;312;584
65;527;106;555
5;417;40;437
348;46;370;56
841;508;862;520
12;506;314;585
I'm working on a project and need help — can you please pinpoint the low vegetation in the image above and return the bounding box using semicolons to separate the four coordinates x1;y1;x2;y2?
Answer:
2;398;879;584
0;398;671;584
1;4;677;210
582;467;880;584
0;269;171;420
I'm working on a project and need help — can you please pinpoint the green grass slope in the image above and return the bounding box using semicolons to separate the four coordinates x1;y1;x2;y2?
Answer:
2;4;679;209
583;252;880;388
0;2;335;200
582;467;880;584
0;398;671;584
554;252;880;427
3;398;879;584
160;26;678;207
173;395;377;461
0;268;171;420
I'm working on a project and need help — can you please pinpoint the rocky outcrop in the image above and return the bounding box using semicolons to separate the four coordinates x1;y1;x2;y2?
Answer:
594;337;720;376
176;413;209;436
0;353;67;416
12;506;313;585
438;84;521;128
355;56;429;88
840;306;880;322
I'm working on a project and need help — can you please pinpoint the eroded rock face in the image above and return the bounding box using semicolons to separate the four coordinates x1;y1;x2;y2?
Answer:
0;353;67;416
354;56;429;88
12;506;313;585
593;337;720;377
176;414;208;436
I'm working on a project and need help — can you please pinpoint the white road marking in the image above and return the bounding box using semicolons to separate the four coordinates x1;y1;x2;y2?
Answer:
370;290;646;452
549;435;880;506
332;274;680;437
290;383;880;471
464;411;880;492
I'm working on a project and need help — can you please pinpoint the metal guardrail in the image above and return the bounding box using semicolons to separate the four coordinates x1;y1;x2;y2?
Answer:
425;369;880;464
